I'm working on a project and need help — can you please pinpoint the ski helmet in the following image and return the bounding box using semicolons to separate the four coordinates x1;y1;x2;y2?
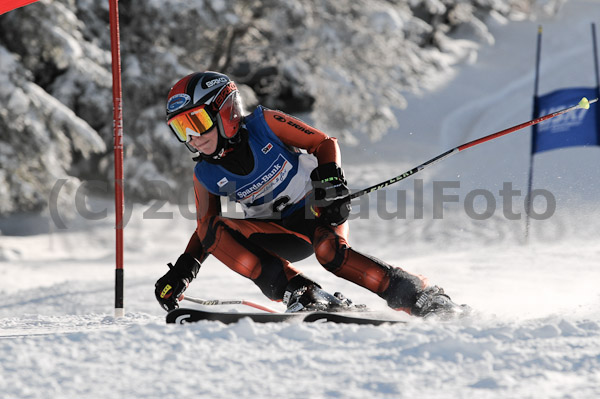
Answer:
166;71;244;152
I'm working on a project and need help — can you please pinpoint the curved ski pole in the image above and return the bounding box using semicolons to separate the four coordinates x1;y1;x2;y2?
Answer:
183;295;279;313
348;97;598;200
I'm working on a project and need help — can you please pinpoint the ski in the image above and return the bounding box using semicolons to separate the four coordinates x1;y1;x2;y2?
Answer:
166;308;407;325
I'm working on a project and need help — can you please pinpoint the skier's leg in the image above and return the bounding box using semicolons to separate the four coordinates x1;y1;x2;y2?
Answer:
200;216;354;310
312;224;429;313
218;217;314;262
198;216;315;301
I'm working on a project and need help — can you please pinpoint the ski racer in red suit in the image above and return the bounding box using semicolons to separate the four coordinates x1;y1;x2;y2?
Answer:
155;71;462;316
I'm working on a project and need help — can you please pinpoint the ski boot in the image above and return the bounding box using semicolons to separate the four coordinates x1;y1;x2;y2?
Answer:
411;286;471;320
283;284;355;313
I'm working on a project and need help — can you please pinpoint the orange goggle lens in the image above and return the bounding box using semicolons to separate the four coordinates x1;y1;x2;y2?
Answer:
167;106;214;142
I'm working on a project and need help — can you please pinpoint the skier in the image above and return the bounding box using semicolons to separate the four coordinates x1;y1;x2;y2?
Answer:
155;71;464;317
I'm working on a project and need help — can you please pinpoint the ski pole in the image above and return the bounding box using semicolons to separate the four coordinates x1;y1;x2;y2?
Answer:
348;97;597;200
183;295;279;313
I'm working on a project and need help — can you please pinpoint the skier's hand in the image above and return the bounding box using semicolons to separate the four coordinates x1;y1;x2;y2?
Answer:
317;197;351;226
154;253;201;311
310;163;351;226
155;271;187;311
310;162;349;202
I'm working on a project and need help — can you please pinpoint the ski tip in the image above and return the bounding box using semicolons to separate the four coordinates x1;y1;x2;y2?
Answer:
578;97;590;109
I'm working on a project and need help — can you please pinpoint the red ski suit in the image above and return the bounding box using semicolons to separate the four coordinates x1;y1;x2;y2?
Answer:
183;109;426;312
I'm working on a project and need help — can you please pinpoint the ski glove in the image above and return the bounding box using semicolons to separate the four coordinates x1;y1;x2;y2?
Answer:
155;253;201;311
310;162;351;226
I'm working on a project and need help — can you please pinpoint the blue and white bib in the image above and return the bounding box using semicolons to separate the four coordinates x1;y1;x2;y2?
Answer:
194;106;317;218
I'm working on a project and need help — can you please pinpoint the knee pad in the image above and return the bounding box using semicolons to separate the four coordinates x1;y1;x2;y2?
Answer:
313;231;347;273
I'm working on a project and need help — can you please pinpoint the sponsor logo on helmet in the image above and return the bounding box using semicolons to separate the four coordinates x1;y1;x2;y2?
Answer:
205;77;228;88
213;82;238;110
273;115;286;122
167;93;191;113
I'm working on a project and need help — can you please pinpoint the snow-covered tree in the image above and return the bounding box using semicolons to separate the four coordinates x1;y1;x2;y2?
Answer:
0;0;561;214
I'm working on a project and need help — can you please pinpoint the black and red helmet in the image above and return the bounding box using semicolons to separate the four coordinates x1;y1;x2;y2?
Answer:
166;71;244;151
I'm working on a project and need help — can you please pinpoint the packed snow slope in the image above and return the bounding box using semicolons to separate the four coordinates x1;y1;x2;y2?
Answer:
1;1;600;398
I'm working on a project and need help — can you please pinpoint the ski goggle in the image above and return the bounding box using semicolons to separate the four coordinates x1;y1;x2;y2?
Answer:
167;105;215;142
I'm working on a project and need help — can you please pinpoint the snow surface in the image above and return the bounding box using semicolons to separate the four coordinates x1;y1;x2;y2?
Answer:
2;1;600;398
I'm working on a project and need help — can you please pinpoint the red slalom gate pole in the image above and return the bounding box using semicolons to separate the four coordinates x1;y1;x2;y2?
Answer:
349;97;597;200
108;0;125;318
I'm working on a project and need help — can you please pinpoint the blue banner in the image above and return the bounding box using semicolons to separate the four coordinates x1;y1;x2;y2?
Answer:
532;87;600;154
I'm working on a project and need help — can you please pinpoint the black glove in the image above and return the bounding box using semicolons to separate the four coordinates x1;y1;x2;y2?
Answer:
310;162;351;226
155;253;201;311
315;197;351;226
